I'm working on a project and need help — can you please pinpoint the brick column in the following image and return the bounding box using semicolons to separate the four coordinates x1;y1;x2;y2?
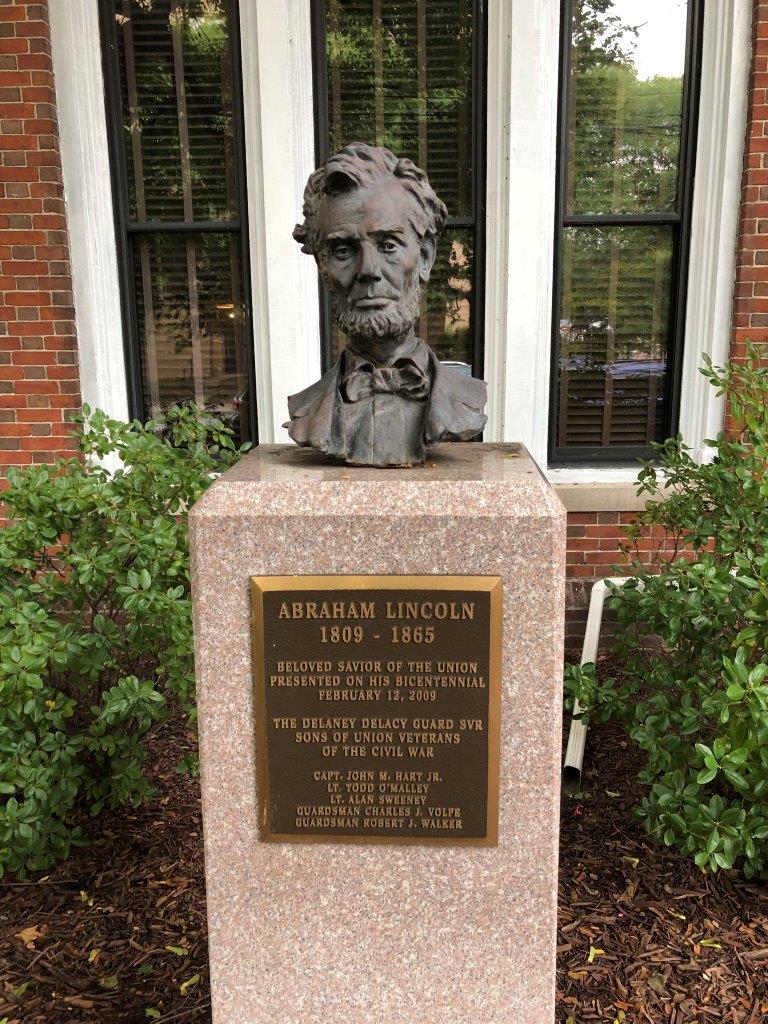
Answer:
730;0;768;385
0;0;80;483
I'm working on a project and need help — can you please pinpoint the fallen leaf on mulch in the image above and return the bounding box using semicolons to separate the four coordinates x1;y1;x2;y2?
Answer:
64;995;95;1009
0;716;210;1024
14;925;44;947
180;973;200;995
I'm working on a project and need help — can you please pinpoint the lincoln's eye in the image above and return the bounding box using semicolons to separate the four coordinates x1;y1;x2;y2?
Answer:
379;239;398;254
332;244;353;261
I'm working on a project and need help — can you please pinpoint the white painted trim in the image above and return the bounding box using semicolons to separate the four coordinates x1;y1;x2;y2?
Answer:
239;0;321;443
485;0;560;466
678;0;751;461
482;0;512;442
49;0;129;422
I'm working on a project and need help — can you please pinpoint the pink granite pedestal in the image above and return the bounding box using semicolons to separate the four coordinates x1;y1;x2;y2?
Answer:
189;443;566;1024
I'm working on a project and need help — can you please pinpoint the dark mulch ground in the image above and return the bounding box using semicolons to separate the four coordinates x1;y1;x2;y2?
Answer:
1;713;767;1023
558;718;768;1022
0;720;210;1024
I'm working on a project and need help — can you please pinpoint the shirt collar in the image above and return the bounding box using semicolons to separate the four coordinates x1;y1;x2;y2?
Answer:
344;337;431;374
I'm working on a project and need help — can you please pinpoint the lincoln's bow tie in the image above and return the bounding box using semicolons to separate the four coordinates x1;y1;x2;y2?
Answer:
342;358;430;403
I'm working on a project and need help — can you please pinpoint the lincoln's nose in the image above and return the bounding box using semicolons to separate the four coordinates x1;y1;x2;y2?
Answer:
357;245;382;283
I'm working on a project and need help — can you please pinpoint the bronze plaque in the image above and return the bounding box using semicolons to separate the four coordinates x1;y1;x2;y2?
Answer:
251;575;502;845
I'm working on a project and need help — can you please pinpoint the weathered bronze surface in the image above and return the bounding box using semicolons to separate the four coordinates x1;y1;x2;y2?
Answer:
285;143;487;467
251;576;502;845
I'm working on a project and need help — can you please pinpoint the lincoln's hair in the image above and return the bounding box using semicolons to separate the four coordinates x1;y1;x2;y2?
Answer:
292;142;448;256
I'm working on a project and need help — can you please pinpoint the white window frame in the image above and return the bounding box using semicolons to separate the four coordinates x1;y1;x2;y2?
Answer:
50;0;129;422
52;0;750;477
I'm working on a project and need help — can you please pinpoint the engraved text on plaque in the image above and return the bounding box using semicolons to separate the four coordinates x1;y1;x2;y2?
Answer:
251;576;502;845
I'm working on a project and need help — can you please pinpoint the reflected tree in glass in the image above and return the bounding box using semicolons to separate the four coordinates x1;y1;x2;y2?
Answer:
556;0;693;451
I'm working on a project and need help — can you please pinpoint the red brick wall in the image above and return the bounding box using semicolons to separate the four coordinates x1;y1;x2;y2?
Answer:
564;511;688;647
730;0;768;393
565;512;630;647
0;0;79;485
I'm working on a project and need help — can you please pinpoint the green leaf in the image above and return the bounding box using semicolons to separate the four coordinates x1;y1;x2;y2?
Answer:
179;974;200;996
727;747;749;765
706;830;721;855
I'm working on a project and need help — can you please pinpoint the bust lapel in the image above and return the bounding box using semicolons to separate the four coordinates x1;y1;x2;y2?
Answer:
425;351;488;446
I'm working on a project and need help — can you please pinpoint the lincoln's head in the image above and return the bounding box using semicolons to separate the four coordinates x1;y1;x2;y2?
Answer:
293;143;448;348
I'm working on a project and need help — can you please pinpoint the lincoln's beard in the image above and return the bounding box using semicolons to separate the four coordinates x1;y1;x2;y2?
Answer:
332;285;421;342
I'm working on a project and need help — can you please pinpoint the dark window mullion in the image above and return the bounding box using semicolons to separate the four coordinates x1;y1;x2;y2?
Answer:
564;213;682;228
126;220;242;233
666;0;705;441
100;0;144;417
549;0;575;461
228;0;257;445
470;0;487;379
674;0;703;216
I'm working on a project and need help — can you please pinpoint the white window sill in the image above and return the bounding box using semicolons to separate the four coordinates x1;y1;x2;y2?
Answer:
547;466;649;513
546;465;641;486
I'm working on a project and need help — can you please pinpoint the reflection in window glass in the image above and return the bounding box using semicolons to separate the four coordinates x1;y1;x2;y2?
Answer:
132;233;248;437
569;0;688;215
559;227;671;447
118;0;238;222
320;0;480;368
110;0;252;442
554;0;699;457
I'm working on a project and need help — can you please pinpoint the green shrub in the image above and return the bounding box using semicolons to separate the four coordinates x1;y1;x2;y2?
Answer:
0;405;248;875
567;349;768;876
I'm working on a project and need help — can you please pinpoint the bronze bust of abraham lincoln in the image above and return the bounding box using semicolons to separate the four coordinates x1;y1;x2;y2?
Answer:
285;142;487;467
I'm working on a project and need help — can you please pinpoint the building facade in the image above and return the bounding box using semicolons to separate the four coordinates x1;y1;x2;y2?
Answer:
0;0;763;641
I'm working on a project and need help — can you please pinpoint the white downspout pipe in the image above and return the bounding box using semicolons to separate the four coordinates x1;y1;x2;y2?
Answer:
562;576;630;795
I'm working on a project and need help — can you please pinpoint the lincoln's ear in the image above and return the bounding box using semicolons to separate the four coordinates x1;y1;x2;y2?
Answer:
419;235;437;283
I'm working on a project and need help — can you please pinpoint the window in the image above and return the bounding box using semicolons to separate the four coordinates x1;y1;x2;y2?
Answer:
101;0;255;443
551;0;703;462
311;0;486;374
